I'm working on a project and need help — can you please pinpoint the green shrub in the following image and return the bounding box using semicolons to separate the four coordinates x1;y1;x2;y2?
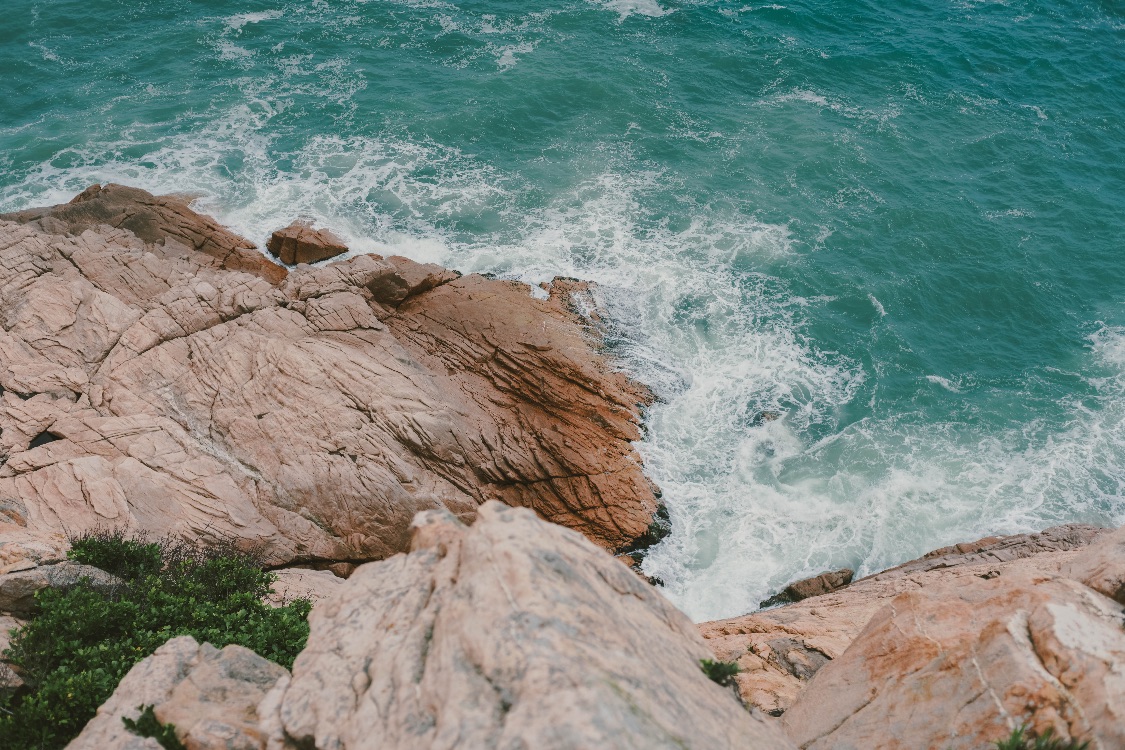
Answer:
0;532;311;750
995;725;1090;750
122;705;185;750
700;658;741;687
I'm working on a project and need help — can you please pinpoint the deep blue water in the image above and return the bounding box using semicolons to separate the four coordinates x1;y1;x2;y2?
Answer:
3;0;1124;619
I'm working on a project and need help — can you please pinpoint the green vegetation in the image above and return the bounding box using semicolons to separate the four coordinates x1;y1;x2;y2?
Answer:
700;658;741;688
995;726;1090;750
122;705;186;750
0;530;311;750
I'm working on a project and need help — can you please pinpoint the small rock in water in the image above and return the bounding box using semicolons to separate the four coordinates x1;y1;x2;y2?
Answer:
267;221;349;265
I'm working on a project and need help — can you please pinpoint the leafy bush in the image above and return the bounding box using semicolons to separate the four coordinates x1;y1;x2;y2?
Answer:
0;532;311;750
122;705;185;750
700;658;741;687
995;725;1090;750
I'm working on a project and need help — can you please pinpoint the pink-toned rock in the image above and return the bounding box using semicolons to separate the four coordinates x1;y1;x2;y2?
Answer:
266;223;348;266
258;502;795;750
2;183;286;284
67;635;288;750
1064;524;1125;604
782;570;1125;750
699;524;1108;715
0;186;659;567
266;567;346;607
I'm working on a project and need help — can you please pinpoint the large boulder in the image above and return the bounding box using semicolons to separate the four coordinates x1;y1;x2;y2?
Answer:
0;560;121;616
782;570;1125;750
266;223;348;266
67;635;288;750
0;186;661;567
259;502;795;750
699;524;1108;714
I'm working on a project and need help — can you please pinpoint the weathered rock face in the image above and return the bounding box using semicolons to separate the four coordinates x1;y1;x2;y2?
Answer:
260;502;795;750
783;570;1125;750
266;223;348;266
0;186;660;567
0;560;121;616
67;635;288;750
3;184;286;285
266;567;346;607
1064;524;1125;604
699;524;1108;715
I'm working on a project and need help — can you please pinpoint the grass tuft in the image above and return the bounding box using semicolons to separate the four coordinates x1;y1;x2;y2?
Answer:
0;530;311;750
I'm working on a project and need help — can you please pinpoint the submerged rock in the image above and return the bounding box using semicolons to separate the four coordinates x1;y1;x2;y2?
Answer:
260;502;794;750
0;185;660;566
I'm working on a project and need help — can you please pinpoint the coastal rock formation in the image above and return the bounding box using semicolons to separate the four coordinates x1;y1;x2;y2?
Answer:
259;502;794;750
266;567;346;606
0;185;659;568
700;524;1108;714
1064;524;1125;604
266;223;348;266
67;635;288;750
0;560;121;616
783;570;1125;750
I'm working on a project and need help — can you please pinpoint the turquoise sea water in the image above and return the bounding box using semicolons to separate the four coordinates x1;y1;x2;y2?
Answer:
3;0;1124;620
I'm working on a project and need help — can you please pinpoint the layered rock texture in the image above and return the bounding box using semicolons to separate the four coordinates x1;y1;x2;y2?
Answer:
0;185;660;569
700;524;1110;716
70;502;795;750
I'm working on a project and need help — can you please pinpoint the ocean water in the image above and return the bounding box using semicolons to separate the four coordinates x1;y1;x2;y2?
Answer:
3;0;1124;621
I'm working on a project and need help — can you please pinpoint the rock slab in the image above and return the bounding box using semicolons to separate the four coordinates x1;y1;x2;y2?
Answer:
0;185;660;568
260;501;795;750
783;570;1125;750
266;223;348;266
67;635;288;750
700;524;1108;715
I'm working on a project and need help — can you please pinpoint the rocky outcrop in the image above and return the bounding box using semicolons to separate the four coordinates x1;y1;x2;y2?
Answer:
3;184;286;285
0;185;660;568
259;501;794;750
0;560;121;615
1064;524;1125;604
783;569;1125;750
67;503;794;750
67;635;288;750
700;524;1108;715
266;567;346;606
266;223;348;266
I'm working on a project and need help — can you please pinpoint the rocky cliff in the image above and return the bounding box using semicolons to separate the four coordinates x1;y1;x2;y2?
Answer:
69;502;794;750
702;523;1125;749
0;185;661;570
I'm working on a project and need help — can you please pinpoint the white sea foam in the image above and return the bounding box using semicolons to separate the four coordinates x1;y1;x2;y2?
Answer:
3;94;1124;623
224;11;284;33
868;294;886;317
592;0;673;21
